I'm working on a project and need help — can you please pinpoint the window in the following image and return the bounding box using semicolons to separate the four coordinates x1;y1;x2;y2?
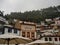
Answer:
14;29;17;34
37;30;40;33
27;32;30;37
22;32;25;34
32;32;34;37
32;35;34;37
32;32;34;34
8;28;12;33
45;37;48;41
59;38;60;41
22;35;25;37
49;38;52;41
0;28;4;34
55;38;58;41
27;32;30;34
22;32;25;37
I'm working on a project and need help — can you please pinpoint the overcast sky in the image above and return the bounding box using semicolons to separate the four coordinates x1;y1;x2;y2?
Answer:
0;0;60;14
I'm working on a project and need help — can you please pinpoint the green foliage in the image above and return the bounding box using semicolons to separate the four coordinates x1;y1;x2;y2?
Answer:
5;5;60;23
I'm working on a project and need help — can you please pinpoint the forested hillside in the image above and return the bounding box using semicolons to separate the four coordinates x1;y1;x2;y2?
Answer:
5;5;60;23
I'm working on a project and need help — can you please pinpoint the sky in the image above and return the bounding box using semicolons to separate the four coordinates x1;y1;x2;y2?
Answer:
0;0;60;15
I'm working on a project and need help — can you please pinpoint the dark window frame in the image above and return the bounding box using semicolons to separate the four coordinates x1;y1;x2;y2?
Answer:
22;32;25;37
45;37;48;41
49;37;52;41
55;37;58;41
27;32;30;37
0;28;4;34
8;28;12;33
14;29;18;34
59;37;60;41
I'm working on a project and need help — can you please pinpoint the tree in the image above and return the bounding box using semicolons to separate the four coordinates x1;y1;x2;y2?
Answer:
5;5;60;23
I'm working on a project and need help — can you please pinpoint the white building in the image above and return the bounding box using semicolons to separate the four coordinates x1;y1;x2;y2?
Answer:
45;19;52;22
0;25;21;36
39;30;60;45
41;35;60;45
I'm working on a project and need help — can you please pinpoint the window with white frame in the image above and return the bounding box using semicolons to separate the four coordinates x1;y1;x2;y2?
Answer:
14;29;18;34
8;28;12;33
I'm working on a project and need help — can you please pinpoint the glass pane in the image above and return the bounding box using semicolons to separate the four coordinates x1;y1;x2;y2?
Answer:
45;37;48;41
22;32;25;37
32;32;34;37
49;37;52;41
8;28;12;33
27;32;30;37
0;28;4;34
55;38;58;41
14;29;17;34
59;38;60;41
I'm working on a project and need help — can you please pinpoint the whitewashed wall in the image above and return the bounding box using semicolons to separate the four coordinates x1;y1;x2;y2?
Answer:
41;37;60;44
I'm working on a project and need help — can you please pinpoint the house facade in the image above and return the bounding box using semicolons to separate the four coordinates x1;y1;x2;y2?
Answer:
15;20;36;39
41;35;60;44
0;25;21;36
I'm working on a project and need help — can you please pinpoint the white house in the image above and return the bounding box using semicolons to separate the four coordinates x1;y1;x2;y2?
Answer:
0;25;21;36
41;35;60;45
